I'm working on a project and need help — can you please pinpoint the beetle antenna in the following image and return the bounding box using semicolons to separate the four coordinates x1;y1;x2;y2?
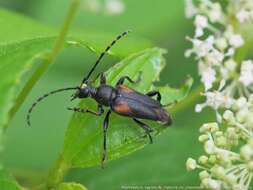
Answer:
82;30;131;83
26;86;79;127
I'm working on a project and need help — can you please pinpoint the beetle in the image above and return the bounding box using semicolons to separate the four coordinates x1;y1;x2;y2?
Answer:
26;31;172;167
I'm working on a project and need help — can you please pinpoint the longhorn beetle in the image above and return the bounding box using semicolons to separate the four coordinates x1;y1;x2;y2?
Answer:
27;31;172;167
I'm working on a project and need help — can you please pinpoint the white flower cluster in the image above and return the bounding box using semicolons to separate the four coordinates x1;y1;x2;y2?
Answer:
185;0;253;189
234;0;253;23
83;0;125;15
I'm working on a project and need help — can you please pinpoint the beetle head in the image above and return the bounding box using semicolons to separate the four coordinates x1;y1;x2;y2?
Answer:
71;83;90;100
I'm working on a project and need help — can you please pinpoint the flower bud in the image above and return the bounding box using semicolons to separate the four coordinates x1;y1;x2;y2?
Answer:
247;161;253;171
236;109;248;123
198;155;209;165
224;59;236;71
186;158;197;171
211;166;225;179
208;178;221;190
199;170;209;180
215;131;223;137
199;134;209;142
195;104;203;112
226;127;237;139
215;37;227;50
209;155;217;164
249;94;253;104
223;110;235;123
240;144;253;161
205;140;216;154
248;139;253;148
228;34;244;48
225;173;237;185
215;136;227;147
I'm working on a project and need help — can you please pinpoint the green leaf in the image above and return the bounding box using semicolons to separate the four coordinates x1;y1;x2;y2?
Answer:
0;37;57;128
0;168;21;190
62;48;193;168
158;76;193;106
57;182;87;190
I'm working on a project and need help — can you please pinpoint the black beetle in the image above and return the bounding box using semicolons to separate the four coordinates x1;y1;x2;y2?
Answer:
27;31;172;167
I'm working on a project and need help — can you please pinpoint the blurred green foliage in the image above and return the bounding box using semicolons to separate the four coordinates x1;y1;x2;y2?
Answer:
0;168;21;190
57;182;87;190
0;0;215;190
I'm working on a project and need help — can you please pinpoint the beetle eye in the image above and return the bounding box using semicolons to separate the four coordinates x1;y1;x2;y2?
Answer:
71;89;80;101
79;87;89;98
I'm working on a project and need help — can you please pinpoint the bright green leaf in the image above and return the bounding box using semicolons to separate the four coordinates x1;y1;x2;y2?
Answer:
57;182;87;190
158;76;193;106
0;168;21;190
62;48;192;168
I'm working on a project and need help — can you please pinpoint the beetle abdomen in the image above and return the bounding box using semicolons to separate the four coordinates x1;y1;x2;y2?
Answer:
154;107;172;126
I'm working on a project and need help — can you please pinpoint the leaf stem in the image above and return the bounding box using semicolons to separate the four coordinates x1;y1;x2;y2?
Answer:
5;0;81;130
46;154;70;189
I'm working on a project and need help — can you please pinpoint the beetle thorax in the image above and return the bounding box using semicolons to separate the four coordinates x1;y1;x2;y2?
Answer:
94;85;116;106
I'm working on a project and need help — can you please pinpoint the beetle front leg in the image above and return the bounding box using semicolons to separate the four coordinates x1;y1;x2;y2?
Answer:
101;110;111;168
67;104;104;116
133;118;154;144
146;90;161;102
100;72;106;85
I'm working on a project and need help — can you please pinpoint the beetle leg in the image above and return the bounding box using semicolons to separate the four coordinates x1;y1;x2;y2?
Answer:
146;90;161;102
133;118;154;144
116;71;142;86
100;72;106;84
67;104;104;116
101;110;111;168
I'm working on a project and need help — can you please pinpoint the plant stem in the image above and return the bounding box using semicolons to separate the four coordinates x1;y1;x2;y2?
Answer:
5;0;81;131
46;154;70;189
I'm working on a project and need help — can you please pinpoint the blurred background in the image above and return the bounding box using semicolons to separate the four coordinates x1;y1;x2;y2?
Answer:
0;0;215;189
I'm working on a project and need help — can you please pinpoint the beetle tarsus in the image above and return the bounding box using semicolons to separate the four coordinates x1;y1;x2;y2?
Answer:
133;118;153;144
67;106;104;116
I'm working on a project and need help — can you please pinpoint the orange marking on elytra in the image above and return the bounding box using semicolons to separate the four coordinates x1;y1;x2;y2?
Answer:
114;101;132;114
119;85;134;93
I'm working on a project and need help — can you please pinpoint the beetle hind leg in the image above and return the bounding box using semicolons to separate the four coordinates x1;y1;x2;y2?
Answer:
101;110;111;168
133;118;154;144
146;90;161;102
